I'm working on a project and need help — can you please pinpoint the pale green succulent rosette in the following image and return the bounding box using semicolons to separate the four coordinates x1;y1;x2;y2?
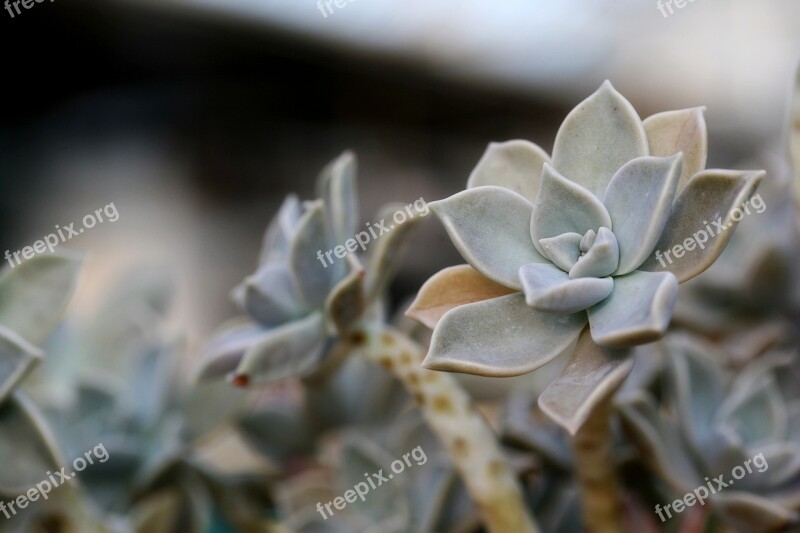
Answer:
195;152;423;386
619;334;800;532
410;81;764;431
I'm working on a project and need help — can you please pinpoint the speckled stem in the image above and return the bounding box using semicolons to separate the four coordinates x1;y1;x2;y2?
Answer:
572;396;623;533
351;322;538;533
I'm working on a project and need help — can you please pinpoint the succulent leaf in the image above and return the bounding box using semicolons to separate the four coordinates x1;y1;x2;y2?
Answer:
643;107;708;189
316;151;358;246
538;232;582;272
530;164;612;256
466;140;551;202
0;252;83;344
551;80;648;198
602;154;683;275
430;186;548;290
424;293;585;377
0;326;44;404
233;262;304;327
637;169;765;282
234;311;327;385
587;270;678;347
289;200;337;309
405;264;515;329
519;263;613;313
538;328;633;435
259;194;302;265
568;227;619;279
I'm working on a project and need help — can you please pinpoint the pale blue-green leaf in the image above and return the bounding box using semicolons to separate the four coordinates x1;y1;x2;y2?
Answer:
289;200;336;308
643;107;707;190
235;311;327;384
0;251;83;344
531;164;612;256
538;328;633;435
637;170;765;282
364;202;425;305
466;140;551;203
316;151;358;245
587;270;678;347
603;155;683;274
617;392;702;492
665;335;727;450
539;232;582;272
194;319;267;381
715;373;786;448
0;392;63;493
579;229;596;252
551;81;648;198
568;227;619;279
260;194;302;264
0;326;43;404
519;263;613;313
430;186;548;290
233;262;304;327
325;260;365;335
424;293;585;377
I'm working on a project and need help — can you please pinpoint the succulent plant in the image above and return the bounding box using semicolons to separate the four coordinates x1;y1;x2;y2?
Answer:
410;81;764;381
618;334;800;532
195;152;423;387
21;269;264;532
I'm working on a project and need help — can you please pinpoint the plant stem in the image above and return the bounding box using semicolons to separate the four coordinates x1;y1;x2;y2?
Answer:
571;395;623;533
351;322;539;533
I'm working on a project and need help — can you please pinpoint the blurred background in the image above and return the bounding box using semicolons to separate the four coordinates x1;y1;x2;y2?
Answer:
1;0;799;358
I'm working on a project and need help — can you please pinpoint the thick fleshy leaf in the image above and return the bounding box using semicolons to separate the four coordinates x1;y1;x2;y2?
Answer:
364;201;425;305
587;270;679;347
716;372;786;448
539;232;582;272
259;194;302;264
531;164;612;256
0;392;63;493
406;265;516;329
424;293;585;377
643;108;707;190
233;263;304;327
289;200;335;308
637;169;764;282
503;392;573;468
234;312;327;384
617;392;703;492
0;252;83;344
519;263;613;313
665;335;727;449
711;492;798;533
316;151;358;245
194;319;273;381
325;259;365;335
539;328;633;435
568;227;619;279
0;326;43;404
466;140;551;203
603;155;683;274
430;186;548;290
551;81;648;198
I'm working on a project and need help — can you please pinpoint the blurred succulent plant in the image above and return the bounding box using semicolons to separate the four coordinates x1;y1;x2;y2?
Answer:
22;269;265;532
619;334;800;532
195;152;422;386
